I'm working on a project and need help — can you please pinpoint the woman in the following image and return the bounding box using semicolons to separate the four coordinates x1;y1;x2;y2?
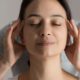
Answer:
0;0;80;80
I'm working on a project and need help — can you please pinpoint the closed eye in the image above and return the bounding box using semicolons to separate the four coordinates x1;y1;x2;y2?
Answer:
28;20;42;27
51;21;62;26
26;19;41;27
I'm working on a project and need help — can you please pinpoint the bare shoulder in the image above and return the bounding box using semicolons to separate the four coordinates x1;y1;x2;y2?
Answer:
19;70;78;80
67;74;78;80
63;70;78;80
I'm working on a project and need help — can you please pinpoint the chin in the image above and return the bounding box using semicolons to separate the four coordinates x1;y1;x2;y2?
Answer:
31;49;60;59
28;45;64;59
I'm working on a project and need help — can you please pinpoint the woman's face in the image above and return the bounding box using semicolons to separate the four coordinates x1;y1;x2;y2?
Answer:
23;0;68;59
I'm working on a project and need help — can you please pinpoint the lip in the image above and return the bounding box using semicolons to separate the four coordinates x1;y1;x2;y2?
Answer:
36;42;55;46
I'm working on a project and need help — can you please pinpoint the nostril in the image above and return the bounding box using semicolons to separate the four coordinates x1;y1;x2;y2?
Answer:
41;34;44;36
48;34;50;35
40;33;51;37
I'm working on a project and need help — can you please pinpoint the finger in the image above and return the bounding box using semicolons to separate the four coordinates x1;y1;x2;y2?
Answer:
4;20;20;51
8;20;20;38
66;19;74;36
3;20;25;67
67;19;78;38
77;28;80;62
3;27;15;66
12;21;24;45
8;20;25;56
8;20;20;43
66;19;78;45
70;20;78;38
74;28;80;70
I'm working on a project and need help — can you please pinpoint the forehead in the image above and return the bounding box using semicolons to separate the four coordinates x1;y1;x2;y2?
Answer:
24;0;67;19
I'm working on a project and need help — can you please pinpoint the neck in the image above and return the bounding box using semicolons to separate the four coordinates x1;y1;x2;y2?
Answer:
28;54;65;80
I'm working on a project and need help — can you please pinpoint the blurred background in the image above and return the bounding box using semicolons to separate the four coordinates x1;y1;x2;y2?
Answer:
68;0;80;24
0;0;22;29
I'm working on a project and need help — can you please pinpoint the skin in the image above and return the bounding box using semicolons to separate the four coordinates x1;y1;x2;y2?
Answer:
0;0;80;80
23;0;67;60
0;21;25;80
19;0;77;80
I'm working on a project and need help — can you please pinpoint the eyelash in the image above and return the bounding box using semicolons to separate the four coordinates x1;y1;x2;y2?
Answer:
28;21;62;27
51;22;62;26
28;21;42;27
29;23;39;26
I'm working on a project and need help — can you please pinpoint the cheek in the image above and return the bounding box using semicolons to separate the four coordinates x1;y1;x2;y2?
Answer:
57;28;67;50
53;25;67;51
23;27;37;50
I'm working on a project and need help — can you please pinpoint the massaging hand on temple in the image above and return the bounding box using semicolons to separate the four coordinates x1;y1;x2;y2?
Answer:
0;20;25;79
0;19;80;79
65;19;80;70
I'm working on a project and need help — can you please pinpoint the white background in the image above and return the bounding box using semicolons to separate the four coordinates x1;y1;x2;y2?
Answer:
68;0;80;23
0;0;22;29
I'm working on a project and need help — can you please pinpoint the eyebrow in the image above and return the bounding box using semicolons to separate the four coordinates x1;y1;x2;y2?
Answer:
26;14;65;19
51;15;65;19
27;14;41;18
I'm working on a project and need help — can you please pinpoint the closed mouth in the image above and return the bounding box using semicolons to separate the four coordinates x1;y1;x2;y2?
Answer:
37;42;55;46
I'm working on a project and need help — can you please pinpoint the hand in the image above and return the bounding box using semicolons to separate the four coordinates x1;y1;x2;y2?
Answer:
65;19;80;70
0;20;25;79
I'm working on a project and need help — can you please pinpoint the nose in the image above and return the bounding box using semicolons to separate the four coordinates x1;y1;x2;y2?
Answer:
39;23;52;37
40;33;51;37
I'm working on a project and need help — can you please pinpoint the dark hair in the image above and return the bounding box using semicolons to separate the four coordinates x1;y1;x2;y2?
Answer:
58;0;72;20
19;0;72;21
19;0;32;21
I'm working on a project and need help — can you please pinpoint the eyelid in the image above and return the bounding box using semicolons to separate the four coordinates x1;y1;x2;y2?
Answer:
51;20;61;24
28;19;42;25
51;20;63;26
25;19;42;28
27;16;41;20
27;17;41;21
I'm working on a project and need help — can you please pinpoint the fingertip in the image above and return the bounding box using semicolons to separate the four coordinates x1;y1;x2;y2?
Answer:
71;19;76;26
70;19;74;22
